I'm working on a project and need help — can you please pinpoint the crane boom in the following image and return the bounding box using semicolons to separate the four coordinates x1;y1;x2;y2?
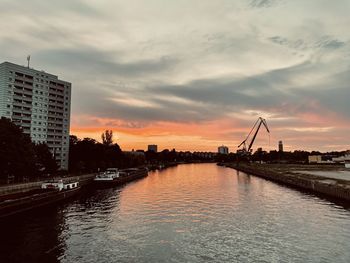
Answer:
238;117;270;154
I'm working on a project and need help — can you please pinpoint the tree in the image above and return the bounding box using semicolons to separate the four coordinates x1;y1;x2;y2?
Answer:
69;135;124;173
101;130;113;146
33;143;58;175
0;117;36;182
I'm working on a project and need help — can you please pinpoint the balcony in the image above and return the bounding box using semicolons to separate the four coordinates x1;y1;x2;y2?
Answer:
13;94;32;102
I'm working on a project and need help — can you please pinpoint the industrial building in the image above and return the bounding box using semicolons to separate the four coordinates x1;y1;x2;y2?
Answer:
0;61;71;170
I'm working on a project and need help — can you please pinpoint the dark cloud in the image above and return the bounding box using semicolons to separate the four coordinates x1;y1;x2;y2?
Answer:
300;69;350;117
35;48;178;77
268;35;346;51
73;60;350;127
249;0;279;8
315;37;346;49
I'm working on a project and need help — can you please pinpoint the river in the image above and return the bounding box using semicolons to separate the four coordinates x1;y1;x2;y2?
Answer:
1;163;350;262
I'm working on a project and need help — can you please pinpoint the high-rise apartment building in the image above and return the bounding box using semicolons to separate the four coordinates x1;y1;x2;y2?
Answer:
0;61;71;170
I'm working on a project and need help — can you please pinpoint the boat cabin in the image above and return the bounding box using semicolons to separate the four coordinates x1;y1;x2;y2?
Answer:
42;180;79;191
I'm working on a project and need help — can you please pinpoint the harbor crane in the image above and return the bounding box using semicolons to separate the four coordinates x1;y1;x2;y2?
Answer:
237;117;270;156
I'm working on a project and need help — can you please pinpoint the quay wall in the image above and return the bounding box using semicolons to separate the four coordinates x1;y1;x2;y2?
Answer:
225;164;350;202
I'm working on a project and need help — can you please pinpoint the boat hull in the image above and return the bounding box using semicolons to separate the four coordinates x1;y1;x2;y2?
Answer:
0;187;80;218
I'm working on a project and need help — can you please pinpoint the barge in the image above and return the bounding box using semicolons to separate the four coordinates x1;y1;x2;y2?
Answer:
0;180;80;218
94;167;148;187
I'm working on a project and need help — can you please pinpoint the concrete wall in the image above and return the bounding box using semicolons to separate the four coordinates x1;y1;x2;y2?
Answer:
226;164;350;202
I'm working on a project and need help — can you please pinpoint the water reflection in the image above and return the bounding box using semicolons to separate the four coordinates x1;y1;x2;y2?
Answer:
1;164;350;262
0;206;66;263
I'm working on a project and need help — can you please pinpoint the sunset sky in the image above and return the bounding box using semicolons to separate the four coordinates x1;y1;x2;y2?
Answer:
1;0;350;152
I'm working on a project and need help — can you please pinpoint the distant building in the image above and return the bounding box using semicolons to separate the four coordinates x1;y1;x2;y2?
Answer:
278;141;283;152
218;145;229;155
332;154;350;163
308;155;322;164
148;144;158;152
123;150;145;157
0;61;71;170
332;153;350;168
193;152;216;159
309;155;334;164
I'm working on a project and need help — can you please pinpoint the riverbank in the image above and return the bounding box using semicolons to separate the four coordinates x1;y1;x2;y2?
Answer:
0;162;182;198
0;167;149;218
223;163;350;202
0;162;183;203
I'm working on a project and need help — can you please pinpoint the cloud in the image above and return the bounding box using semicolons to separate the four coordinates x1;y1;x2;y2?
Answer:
35;47;178;77
1;0;350;151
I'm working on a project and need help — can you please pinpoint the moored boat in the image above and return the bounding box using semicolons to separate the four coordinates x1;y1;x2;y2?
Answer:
94;167;148;187
94;168;120;182
0;180;80;218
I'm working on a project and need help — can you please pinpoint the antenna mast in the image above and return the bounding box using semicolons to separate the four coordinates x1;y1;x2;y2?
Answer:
27;55;31;68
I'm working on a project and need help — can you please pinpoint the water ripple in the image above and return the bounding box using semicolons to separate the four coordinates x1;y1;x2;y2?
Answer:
1;164;350;263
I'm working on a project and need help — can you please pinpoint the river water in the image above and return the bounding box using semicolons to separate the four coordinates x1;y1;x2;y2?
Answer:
1;163;350;262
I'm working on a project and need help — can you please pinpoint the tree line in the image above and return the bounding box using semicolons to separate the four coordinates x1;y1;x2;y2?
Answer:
69;130;145;174
0;117;57;183
0;118;146;183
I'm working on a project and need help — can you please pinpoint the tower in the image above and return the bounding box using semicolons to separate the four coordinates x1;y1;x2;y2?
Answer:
278;141;283;152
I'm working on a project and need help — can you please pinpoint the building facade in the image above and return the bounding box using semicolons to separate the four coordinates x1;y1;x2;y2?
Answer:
278;141;283;152
148;144;158;152
0;62;71;170
218;145;229;155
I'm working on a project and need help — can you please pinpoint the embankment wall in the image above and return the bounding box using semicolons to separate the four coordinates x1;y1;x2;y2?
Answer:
225;164;350;202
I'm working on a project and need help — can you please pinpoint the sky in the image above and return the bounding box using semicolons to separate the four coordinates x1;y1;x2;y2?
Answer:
1;0;350;152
